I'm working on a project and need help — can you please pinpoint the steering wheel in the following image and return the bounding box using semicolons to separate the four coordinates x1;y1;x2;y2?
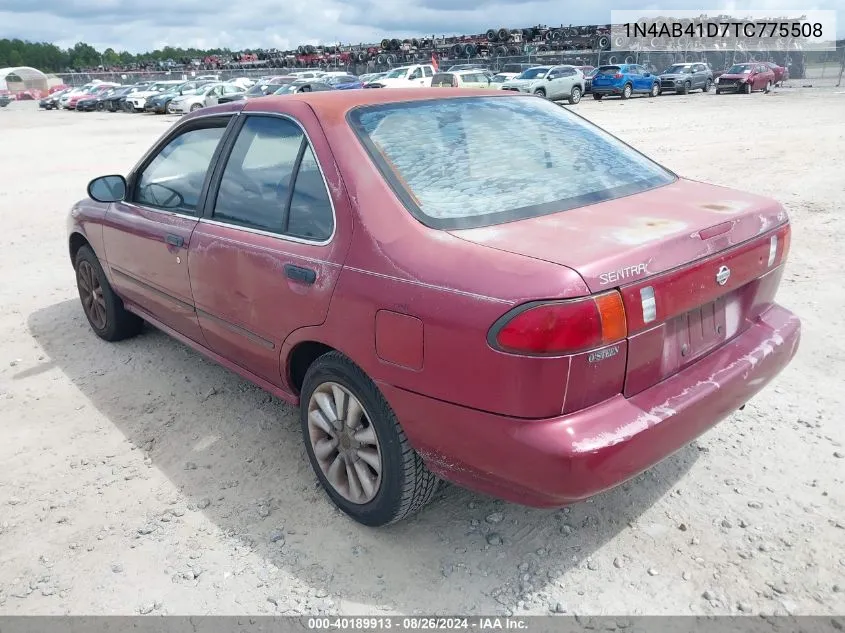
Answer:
140;182;185;209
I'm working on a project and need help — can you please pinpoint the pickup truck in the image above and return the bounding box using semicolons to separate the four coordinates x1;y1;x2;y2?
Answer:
367;64;436;88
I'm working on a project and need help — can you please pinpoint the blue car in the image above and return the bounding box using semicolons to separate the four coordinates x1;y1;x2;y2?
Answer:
591;64;661;100
324;74;363;90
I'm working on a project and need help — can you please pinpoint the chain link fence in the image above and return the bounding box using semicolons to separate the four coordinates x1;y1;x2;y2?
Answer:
55;46;844;88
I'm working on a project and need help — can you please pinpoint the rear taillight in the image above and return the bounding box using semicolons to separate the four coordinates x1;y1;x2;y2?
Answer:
614;73;623;79
490;291;627;355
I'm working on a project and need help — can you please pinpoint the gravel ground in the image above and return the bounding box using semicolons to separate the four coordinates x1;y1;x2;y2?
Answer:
0;85;843;617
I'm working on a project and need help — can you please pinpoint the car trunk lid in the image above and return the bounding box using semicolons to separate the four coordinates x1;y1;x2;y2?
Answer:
450;177;791;396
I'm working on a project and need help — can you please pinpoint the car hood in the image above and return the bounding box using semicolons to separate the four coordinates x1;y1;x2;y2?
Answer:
501;79;534;88
128;91;159;99
660;73;693;79
447;178;787;293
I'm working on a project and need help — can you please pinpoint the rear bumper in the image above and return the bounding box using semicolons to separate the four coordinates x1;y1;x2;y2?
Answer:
382;303;800;507
592;86;623;95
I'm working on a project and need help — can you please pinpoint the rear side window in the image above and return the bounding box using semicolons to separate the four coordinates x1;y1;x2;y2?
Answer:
348;96;675;230
431;73;455;87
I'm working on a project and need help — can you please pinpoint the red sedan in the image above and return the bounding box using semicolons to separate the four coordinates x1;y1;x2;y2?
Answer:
715;63;776;94
763;61;790;86
68;89;800;526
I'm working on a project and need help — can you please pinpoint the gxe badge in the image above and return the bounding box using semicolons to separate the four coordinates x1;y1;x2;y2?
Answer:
716;265;731;286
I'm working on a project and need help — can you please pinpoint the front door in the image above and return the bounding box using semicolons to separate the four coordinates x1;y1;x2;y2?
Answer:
103;114;234;342
187;105;352;389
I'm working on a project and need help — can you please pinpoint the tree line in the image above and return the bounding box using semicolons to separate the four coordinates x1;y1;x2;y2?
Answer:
0;38;234;72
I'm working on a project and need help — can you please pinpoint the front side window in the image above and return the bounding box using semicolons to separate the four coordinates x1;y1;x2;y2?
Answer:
134;123;228;213
348;96;675;230
423;67;433;77
212;116;334;241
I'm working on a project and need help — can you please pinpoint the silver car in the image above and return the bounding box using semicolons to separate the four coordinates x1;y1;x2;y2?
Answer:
659;62;713;94
500;65;586;104
169;83;245;114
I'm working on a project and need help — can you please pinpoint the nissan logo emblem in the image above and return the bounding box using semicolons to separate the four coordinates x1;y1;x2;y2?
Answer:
716;265;731;286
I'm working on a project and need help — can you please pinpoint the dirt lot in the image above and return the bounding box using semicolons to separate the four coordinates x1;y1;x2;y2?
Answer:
1;86;843;617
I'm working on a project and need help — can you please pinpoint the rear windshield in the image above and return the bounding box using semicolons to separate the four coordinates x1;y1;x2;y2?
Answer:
598;66;621;75
347;96;675;230
431;73;455;87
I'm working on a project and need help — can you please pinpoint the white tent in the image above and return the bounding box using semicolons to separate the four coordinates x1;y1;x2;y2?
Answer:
0;66;51;95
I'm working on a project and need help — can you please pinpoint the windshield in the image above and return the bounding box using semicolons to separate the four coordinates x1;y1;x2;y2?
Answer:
490;75;510;83
727;64;752;74
385;68;410;79
665;65;693;74
517;67;550;80
246;84;272;95
273;84;301;95
326;76;356;85
348;96;675;230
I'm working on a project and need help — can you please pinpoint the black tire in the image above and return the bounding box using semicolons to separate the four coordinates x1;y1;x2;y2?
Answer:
649;82;660;97
764;81;771;93
300;352;438;526
702;78;712;92
621;83;632;99
678;81;689;95
96;101;106;111
715;88;722;94
74;245;143;342
743;82;751;94
593;92;603;100
569;86;582;104
190;103;202;112
533;88;546;98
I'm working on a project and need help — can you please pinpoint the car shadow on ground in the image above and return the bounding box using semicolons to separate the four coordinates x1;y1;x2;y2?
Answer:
27;299;699;614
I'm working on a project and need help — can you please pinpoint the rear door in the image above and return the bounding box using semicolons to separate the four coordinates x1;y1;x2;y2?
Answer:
103;113;235;343
187;103;353;388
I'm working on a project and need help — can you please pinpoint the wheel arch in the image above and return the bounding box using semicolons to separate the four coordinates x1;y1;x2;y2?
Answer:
69;231;91;267
287;340;337;395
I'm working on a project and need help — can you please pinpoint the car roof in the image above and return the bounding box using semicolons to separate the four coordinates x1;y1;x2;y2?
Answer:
197;88;523;120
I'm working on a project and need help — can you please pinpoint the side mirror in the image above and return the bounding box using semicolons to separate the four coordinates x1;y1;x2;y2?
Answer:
547;76;553;81
88;175;126;203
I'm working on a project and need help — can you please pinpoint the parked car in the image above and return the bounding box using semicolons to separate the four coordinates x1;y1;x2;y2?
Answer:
431;70;494;89
361;72;387;87
659;62;713;94
217;81;290;104
762;62;789;86
101;85;149;112
446;64;491;74
323;75;363;90
366;64;436;88
67;89;801;526
63;83;119;110
145;81;215;114
715;63;776;94
168;83;246;114
489;72;519;88
124;80;184;112
76;87;123;111
591;64;661;100
0;95;10;108
272;81;333;95
500;65;585;104
39;88;71;110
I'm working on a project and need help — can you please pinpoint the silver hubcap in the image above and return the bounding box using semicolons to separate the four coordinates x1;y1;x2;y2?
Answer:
307;382;382;504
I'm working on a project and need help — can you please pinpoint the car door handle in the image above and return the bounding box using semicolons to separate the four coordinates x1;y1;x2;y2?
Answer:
284;264;316;285
165;234;184;248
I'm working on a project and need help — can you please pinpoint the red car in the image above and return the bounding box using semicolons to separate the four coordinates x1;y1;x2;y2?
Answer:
67;84;118;109
763;62;789;86
715;63;776;94
68;89;800;526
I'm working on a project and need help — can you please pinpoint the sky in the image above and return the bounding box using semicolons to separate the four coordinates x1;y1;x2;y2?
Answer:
0;0;842;53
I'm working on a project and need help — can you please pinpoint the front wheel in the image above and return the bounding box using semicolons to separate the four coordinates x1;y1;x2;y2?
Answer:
648;82;660;97
74;246;143;342
764;81;772;93
533;88;546;98
743;82;752;94
593;92;603;100
678;81;689;95
189;103;202;112
702;79;712;92
300;352;438;526
621;83;632;99
569;86;582;104
715;88;722;94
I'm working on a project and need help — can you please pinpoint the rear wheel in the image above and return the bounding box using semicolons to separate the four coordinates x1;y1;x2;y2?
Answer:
300;352;438;526
621;83;632;99
764;81;772;93
649;82;660;97
74;246;143;342
715;88;722;94
96;101;105;111
702;79;712;92
569;86;582;104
